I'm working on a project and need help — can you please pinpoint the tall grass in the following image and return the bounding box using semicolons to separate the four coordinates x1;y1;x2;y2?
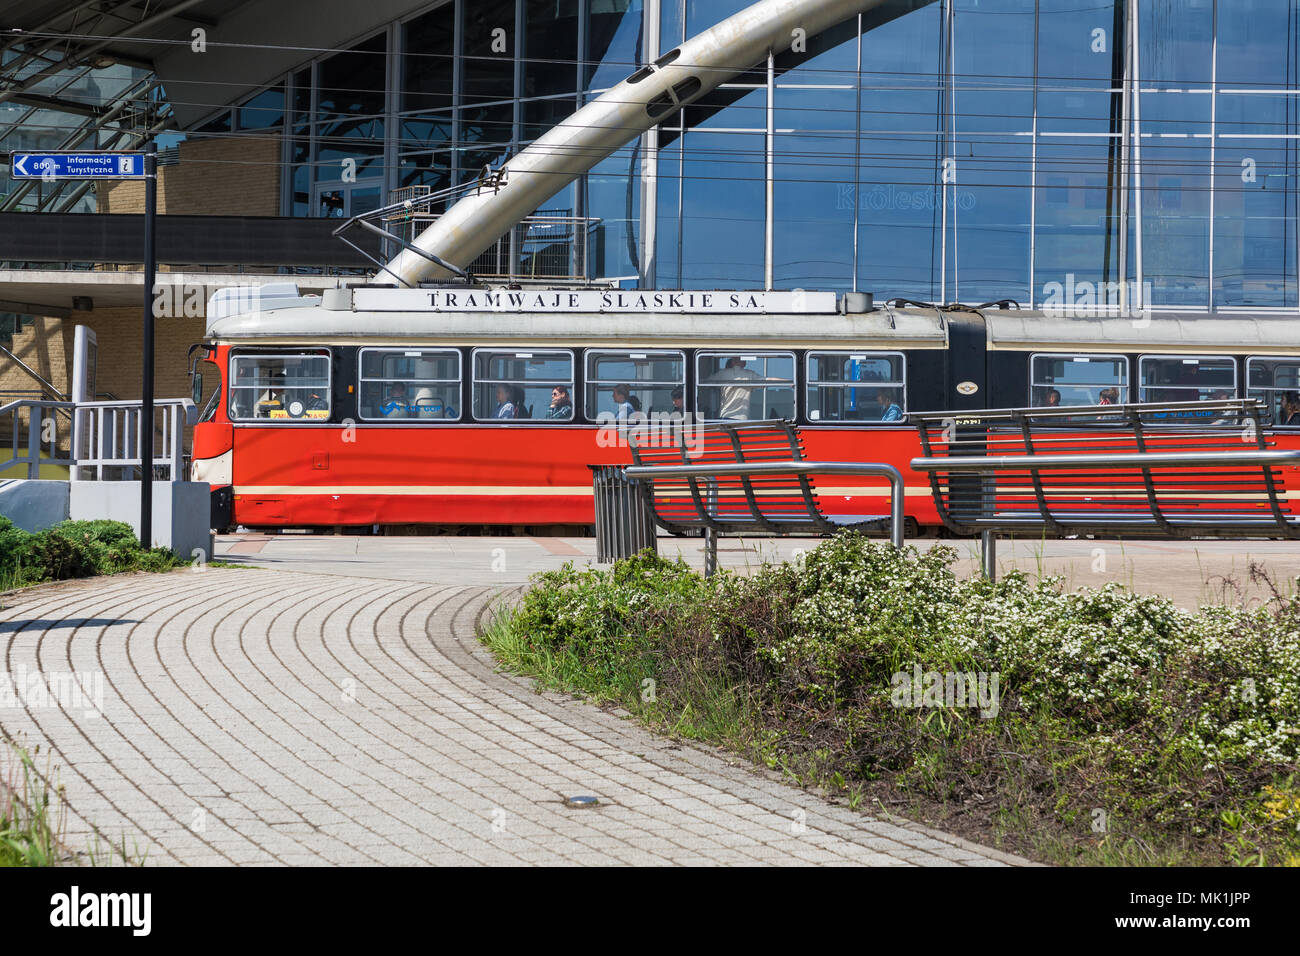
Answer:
0;742;66;867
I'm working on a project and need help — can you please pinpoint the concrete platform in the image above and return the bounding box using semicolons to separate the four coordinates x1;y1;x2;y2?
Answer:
215;532;1300;610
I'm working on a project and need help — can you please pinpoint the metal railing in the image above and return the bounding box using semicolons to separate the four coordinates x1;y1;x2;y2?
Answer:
624;459;905;576
1;397;195;481
73;399;196;481
382;188;601;280
0;399;74;477
909;398;1300;579
590;465;659;562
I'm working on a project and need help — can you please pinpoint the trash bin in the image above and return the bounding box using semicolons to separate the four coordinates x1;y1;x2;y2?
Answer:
589;465;658;563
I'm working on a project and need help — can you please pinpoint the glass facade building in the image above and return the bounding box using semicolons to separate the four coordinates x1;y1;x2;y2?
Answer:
185;0;1300;311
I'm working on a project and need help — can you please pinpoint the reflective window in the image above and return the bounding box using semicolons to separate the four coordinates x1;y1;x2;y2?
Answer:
587;0;643;92
316;32;386;177
358;348;460;421
807;352;905;423
695;352;795;422
1139;355;1236;403
524;0;580;140
229;353;331;422
1030;354;1128;407
472;350;574;421
237;85;284;130
1247;357;1300;426
585;350;685;419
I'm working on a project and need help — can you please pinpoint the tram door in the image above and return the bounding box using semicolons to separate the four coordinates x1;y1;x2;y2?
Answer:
944;309;991;526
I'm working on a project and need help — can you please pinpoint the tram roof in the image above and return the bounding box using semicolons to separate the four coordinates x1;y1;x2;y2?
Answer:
203;286;1300;355
984;312;1300;354
204;304;950;349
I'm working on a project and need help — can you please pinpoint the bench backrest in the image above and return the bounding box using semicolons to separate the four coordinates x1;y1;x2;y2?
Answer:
628;419;828;533
912;400;1297;536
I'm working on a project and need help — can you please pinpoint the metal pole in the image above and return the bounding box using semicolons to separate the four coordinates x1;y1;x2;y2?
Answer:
140;141;156;549
981;530;996;582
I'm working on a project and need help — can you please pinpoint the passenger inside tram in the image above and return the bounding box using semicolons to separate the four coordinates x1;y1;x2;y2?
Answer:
382;382;410;416
875;388;903;422
1044;388;1061;407
494;384;517;419
1284;392;1300;426
611;384;640;419
547;385;573;420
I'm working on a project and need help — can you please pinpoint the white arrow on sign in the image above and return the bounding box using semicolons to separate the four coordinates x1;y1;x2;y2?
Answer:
13;156;27;175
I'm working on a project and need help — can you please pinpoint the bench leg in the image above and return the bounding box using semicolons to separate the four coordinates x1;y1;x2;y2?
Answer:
980;530;997;582
704;528;717;578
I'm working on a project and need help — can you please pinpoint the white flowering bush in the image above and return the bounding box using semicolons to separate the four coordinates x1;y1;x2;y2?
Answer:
494;533;1300;864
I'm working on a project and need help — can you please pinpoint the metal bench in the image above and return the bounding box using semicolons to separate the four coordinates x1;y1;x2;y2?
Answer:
909;399;1300;578
622;419;904;574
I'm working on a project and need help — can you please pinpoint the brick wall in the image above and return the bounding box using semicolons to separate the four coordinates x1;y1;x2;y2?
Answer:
98;134;281;216
0;316;69;397
56;309;206;404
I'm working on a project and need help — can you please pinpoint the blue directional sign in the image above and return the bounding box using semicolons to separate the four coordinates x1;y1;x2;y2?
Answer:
9;152;146;179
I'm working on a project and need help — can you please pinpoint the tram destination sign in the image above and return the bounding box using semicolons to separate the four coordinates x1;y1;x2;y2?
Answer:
9;151;146;179
353;288;840;314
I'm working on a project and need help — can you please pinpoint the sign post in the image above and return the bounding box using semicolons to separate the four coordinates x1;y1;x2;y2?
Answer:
141;143;157;550
9;148;155;547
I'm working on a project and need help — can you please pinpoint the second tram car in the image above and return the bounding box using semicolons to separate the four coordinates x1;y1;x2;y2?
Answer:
188;286;1300;533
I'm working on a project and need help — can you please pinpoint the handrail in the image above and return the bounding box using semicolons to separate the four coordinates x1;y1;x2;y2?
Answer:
908;398;1268;424
910;449;1300;473
625;459;906;549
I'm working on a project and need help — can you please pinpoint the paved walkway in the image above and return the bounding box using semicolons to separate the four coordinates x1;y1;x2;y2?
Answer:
0;568;1027;866
217;532;1300;610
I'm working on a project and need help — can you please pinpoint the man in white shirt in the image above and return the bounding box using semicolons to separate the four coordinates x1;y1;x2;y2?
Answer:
708;357;768;420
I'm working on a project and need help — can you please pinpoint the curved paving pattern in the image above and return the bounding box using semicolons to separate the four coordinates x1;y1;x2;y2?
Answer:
0;569;1028;866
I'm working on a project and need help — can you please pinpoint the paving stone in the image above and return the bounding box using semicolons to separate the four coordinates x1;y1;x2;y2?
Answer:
0;569;1029;867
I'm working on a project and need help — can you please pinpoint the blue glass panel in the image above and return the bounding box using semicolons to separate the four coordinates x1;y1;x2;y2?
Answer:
953;0;1035;136
1216;0;1300;87
678;131;765;288
857;133;943;301
686;0;750;36
524;0;580;139
773;120;855;290
1140;0;1212;86
588;0;643;92
860;2;942;134
585;143;641;280
1139;138;1210;307
949;136;1032;304
655;137;684;286
1214;142;1298;308
1037;0;1124;134
1035;136;1122;300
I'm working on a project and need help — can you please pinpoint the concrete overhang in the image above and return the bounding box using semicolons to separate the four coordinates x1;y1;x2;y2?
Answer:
0;269;341;318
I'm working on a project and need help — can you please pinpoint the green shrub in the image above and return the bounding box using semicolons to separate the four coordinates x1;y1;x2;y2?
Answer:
0;517;181;588
485;533;1300;865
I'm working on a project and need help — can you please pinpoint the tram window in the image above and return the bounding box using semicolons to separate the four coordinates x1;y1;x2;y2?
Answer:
472;349;574;421
1246;357;1300;426
1139;356;1236;404
1029;354;1128;407
806;352;905;422
195;359;221;423
695;351;796;422
228;353;331;422
358;348;460;421
585;350;685;419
